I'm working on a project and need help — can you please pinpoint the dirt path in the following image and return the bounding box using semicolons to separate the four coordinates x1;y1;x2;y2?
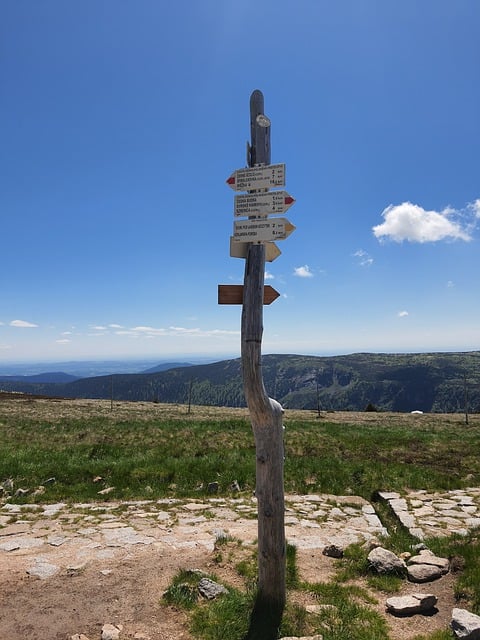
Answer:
0;495;459;640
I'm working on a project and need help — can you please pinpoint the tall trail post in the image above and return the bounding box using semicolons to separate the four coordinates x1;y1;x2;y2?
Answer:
219;90;296;639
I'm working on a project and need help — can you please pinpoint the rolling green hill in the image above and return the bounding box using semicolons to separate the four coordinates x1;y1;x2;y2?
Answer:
1;351;479;412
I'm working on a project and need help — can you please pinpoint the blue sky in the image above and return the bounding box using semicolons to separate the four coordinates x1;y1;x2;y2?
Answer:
1;1;479;364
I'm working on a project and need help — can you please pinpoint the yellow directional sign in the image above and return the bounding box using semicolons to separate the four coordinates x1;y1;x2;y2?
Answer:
234;191;296;217
226;163;285;192
229;237;281;262
232;218;296;243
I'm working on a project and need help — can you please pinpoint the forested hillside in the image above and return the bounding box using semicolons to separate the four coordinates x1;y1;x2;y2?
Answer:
1;352;479;413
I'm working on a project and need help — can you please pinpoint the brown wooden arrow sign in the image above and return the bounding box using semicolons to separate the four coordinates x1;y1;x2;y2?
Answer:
218;284;280;305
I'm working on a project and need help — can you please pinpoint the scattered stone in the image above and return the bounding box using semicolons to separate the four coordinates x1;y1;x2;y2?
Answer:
386;593;438;615
207;482;219;494
322;543;344;558
368;547;406;574
14;488;30;497
27;561;60;579
2;479;14;493
409;550;449;573
198;577;228;599
44;477;56;484
280;636;323;640
48;535;68;547
98;487;115;495
0;539;21;551
230;480;241;492
407;563;443;583
43;503;66;517
100;569;114;575
451;608;480;639
71;635;91;640
306;604;337;614
66;563;87;576
0;536;44;551
101;623;123;640
412;543;429;552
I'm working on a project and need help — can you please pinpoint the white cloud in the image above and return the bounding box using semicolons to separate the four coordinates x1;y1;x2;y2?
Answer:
397;310;409;318
265;271;274;280
373;201;473;243
294;265;313;278
10;319;38;328
91;325;107;331
447;280;454;288
56;339;71;344
469;199;480;218
353;249;373;267
115;325;238;340
108;323;124;329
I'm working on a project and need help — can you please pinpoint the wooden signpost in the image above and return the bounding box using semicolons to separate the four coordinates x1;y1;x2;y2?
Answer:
217;284;280;305
220;90;296;640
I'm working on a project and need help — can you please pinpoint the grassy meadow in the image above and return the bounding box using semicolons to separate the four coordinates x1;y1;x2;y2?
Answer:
0;396;479;502
2;396;480;640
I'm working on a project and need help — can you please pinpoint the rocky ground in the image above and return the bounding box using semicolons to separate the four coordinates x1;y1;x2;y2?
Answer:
1;489;478;640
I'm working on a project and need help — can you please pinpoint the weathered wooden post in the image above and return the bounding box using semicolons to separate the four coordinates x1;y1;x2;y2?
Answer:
219;90;296;639
242;91;286;639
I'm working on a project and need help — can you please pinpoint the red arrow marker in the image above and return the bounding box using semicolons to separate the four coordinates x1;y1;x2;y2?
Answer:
284;196;295;205
226;175;235;185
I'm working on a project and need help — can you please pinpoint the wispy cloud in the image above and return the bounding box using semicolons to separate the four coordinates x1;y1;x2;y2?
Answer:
265;271;274;280
373;200;477;243
293;265;314;278
469;199;480;218
114;326;239;339
353;249;373;267
56;339;71;344
447;280;455;288
397;310;409;318
10;319;38;328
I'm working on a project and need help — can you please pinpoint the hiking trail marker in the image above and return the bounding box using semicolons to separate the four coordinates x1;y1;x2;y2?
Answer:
218;90;298;638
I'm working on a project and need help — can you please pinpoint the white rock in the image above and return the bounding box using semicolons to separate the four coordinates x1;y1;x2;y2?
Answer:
386;593;437;615
27;561;60;579
101;623;122;640
451;608;480;639
407;564;443;583
409;551;449;573
368;547;406;574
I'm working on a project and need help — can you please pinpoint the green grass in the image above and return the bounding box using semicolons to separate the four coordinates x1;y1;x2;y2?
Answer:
3;399;480;639
1;399;479;503
165;549;390;640
427;528;480;614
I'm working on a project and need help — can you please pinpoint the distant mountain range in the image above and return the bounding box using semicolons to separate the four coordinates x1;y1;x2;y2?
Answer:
1;351;479;413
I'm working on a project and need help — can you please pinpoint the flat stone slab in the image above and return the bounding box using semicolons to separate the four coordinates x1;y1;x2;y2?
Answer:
407;564;443;583
379;489;480;540
27;561;60;579
386;593;438;615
